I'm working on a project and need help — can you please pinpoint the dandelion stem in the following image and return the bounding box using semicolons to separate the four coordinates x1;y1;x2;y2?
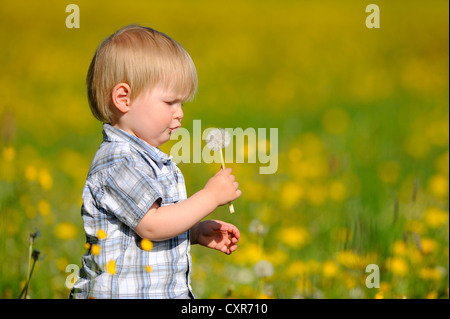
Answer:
23;239;33;298
18;254;37;299
220;148;235;214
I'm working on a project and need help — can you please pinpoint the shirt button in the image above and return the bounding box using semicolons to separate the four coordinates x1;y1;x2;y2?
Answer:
169;188;175;197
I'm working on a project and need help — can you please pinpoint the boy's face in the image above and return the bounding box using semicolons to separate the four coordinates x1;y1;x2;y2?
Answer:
121;84;184;147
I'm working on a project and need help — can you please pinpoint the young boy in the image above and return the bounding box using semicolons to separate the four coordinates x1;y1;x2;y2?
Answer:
70;25;241;299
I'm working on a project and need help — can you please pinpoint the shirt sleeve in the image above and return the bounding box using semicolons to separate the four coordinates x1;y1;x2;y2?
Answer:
99;157;162;230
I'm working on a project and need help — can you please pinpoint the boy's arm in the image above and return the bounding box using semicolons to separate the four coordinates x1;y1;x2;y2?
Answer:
135;168;240;241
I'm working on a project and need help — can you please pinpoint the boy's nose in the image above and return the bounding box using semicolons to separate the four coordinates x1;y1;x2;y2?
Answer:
174;105;183;121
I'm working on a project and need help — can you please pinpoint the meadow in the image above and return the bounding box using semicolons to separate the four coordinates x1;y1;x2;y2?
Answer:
0;0;448;299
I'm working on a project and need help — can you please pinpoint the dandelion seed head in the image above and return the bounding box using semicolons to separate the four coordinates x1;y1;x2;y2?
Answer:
206;128;230;151
31;249;41;261
253;259;274;278
249;219;266;236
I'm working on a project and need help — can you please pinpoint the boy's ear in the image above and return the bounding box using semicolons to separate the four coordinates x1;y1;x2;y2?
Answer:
112;83;131;113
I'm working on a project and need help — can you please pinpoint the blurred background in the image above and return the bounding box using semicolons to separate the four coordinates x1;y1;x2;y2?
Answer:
0;0;448;299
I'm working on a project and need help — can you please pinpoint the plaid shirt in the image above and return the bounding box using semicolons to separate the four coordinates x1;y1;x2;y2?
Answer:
70;124;193;299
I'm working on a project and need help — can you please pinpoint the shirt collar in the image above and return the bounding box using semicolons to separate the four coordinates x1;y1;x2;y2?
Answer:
102;123;173;165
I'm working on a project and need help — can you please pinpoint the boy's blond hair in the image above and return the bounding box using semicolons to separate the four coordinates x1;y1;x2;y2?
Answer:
87;24;198;123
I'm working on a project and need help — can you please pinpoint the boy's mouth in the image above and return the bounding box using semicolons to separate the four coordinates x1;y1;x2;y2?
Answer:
169;126;180;133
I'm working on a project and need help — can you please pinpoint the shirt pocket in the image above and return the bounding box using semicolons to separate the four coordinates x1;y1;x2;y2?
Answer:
158;174;180;205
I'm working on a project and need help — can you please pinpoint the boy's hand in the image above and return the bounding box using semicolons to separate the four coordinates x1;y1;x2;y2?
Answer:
191;220;240;255
203;168;241;207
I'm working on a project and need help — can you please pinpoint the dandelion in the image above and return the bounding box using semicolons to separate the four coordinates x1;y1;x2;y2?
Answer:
91;244;100;255
249;219;266;236
329;180;348;202
18;231;41;299
420;238;437;254
97;229;107;240
386;257;408;277
106;260;116;275
140;238;153;251
428;174;449;198
24;165;38;181
253;259;274;278
206;128;235;214
277;226;311;249
38;168;53;190
2;146;15;161
54;222;77;240
37;200;51;217
322;261;338;278
145;265;152;273
419;267;443;281
424;207;448;229
280;182;303;208
425;291;439;299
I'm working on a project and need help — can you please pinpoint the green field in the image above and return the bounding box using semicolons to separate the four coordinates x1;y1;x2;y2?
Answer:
0;0;448;299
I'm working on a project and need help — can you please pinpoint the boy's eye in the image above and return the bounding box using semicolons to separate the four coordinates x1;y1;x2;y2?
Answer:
165;101;183;107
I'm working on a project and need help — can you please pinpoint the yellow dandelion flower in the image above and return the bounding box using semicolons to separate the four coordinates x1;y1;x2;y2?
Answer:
329;180;348;202
424;207;448;229
106;260;116;275
336;250;377;270
322;260;338;278
285;260;308;278
233;242;263;265
97;229;107;240
336;250;361;269
56;257;69;272
54;222;77;240
84;243;91;250
391;240;407;256
140;238;153;251
386;257;408;277
280;182;304;208
91;244;100;255
25;165;38;181
265;249;288;267
374;291;384;299
277;226;311;249
145;265;152;273
38;168;53;190
37;200;51;216
425;291;439;299
428;174;449;198
420;238;437;254
419;267;443;281
2;146;15;162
